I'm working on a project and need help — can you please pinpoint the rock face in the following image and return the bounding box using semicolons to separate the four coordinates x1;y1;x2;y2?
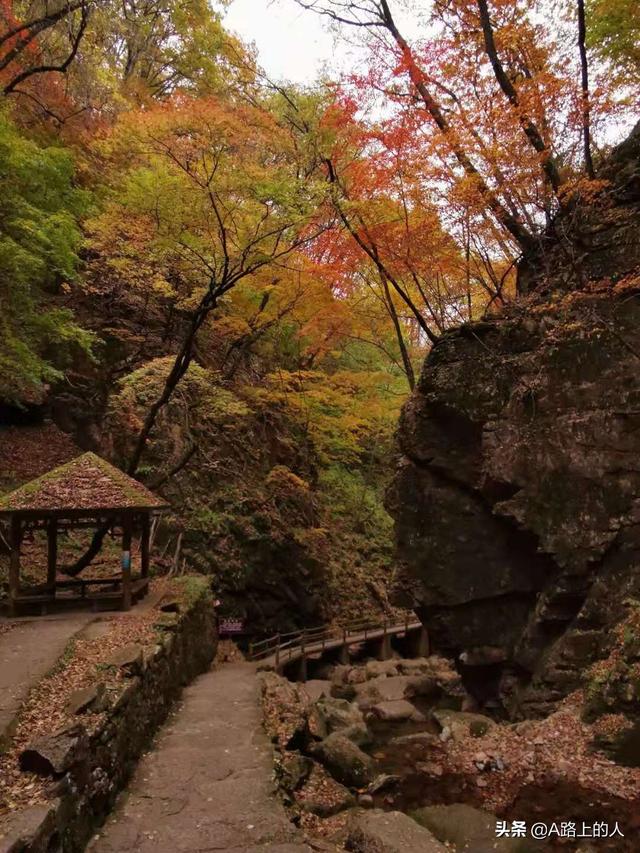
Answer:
388;124;640;717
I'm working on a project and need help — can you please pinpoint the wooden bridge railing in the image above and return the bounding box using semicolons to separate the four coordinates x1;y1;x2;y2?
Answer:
247;613;422;665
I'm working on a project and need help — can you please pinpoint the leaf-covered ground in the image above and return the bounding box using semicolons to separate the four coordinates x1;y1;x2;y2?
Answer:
0;577;192;820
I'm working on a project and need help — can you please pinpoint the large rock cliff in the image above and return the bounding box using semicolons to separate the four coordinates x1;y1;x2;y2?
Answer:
388;123;640;718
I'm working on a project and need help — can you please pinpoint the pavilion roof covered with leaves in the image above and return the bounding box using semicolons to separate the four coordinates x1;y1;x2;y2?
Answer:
0;452;168;517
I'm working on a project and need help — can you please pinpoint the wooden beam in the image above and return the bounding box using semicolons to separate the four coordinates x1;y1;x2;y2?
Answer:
140;513;150;579
47;519;57;592
121;512;133;611
8;516;21;617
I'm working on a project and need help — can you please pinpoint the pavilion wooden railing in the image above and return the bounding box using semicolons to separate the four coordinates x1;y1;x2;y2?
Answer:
247;613;424;666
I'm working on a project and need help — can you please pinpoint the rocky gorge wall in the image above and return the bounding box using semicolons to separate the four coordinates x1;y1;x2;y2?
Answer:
388;123;640;723
2;585;216;852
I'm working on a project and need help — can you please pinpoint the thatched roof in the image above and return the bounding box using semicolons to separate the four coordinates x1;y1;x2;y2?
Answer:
0;452;168;516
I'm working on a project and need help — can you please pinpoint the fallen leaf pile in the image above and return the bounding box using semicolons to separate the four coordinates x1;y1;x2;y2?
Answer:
440;692;640;814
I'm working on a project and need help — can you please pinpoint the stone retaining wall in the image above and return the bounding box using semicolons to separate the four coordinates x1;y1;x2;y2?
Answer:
2;584;217;852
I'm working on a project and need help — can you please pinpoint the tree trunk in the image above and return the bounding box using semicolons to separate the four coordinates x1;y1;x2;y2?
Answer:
380;273;416;390
577;0;595;178
475;0;563;193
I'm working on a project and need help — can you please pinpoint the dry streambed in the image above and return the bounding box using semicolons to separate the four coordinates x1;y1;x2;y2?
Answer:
262;656;640;852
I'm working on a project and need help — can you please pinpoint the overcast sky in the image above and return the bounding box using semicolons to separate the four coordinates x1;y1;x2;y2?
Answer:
224;0;339;85
223;1;425;86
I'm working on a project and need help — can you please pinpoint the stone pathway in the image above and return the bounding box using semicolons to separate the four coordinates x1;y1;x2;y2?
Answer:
88;662;311;853
0;613;95;746
0;587;170;749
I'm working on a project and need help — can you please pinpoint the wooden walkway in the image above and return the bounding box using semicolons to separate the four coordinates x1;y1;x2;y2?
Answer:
249;616;428;676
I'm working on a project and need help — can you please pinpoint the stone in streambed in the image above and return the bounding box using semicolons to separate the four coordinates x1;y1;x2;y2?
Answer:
353;675;412;710
370;699;420;722
431;709;495;740
367;773;401;794
412;804;537;852
347;809;447;853
365;659;399;679
310;732;375;788
302;679;332;703
308;695;366;740
279;751;313;792
295;761;355;817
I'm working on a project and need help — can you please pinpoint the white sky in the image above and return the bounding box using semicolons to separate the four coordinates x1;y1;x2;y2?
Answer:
223;0;425;86
223;0;339;85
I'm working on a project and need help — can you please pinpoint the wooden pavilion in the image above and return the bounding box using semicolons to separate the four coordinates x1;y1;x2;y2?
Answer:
0;452;168;616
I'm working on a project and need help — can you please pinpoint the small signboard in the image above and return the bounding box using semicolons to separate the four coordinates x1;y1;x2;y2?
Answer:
218;618;245;636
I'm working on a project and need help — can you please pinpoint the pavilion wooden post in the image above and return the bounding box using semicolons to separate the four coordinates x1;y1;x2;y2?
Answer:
47;519;57;594
140;513;150;580
8;515;21;617
121;512;133;611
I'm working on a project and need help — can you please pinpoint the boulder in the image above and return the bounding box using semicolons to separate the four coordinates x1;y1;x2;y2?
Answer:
20;725;87;777
412;804;537;852
347;809;447;853
308;696;366;741
404;675;440;700
279;751;313;793
353;676;411;710
303;680;332;703
261;672;310;749
431;709;495;740
310;733;375;788
295;762;356;817
338;723;373;748
398;657;465;708
0;803;58;851
370;700;420;722
346;667;368;685
397;658;434;676
367;773;401;794
365;660;399;680
389;732;438;747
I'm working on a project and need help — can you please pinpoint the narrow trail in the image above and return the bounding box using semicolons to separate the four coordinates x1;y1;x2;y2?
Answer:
88;662;311;853
0;613;94;744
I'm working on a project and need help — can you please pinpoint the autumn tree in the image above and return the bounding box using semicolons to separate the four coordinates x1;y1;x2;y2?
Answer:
0;0;251;125
63;93;330;573
298;0;635;284
299;0;538;254
0;0;92;98
0;109;93;403
315;98;497;386
587;0;640;84
91;96;329;473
